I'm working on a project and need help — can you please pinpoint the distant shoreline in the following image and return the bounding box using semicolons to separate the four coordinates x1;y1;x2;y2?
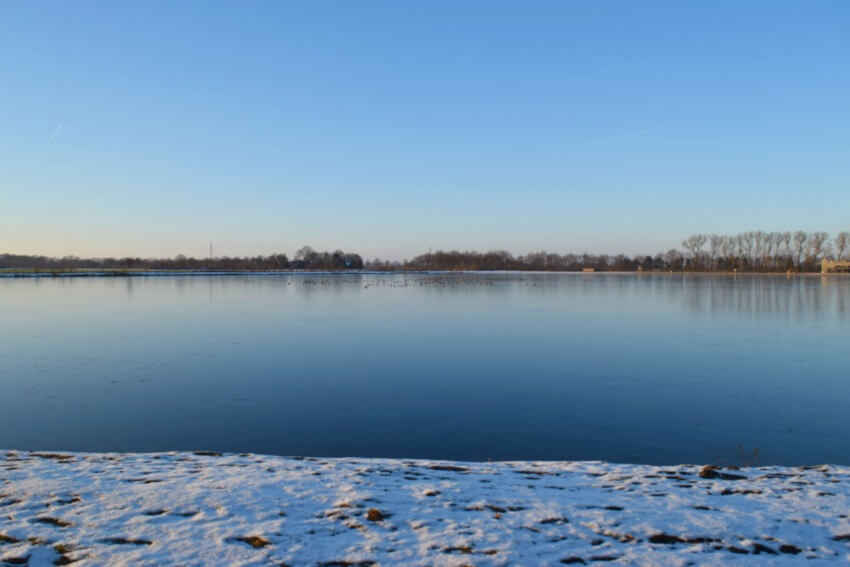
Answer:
0;268;845;278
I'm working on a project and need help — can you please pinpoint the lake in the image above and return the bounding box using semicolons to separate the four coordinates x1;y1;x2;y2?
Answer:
1;272;848;465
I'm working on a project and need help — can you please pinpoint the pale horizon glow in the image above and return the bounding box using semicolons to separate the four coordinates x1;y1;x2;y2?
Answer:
1;1;848;261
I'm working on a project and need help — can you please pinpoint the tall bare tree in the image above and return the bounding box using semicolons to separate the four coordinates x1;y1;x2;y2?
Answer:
780;232;792;268
792;231;808;269
807;232;830;265
744;231;760;266
835;232;849;261
753;231;766;269
765;232;780;270
709;234;723;270
682;234;707;270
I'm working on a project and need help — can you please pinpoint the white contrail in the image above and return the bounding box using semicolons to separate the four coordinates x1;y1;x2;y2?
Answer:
46;124;63;144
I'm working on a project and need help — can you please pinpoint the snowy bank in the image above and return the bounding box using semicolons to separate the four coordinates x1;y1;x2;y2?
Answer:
1;452;849;566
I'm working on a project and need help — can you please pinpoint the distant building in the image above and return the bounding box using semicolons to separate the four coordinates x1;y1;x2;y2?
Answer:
822;259;850;274
582;267;595;273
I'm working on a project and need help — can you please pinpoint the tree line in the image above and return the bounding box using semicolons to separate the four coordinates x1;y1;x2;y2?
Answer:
391;230;849;272
0;246;363;272
2;231;847;273
679;231;849;272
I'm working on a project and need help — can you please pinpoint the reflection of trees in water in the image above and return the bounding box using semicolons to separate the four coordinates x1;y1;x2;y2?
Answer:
27;273;372;304
675;276;848;319
8;273;848;318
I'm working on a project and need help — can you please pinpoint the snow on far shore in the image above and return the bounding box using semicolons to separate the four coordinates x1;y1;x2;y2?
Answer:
1;452;849;566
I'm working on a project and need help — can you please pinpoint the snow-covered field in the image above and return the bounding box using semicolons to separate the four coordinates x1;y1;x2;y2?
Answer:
1;452;848;566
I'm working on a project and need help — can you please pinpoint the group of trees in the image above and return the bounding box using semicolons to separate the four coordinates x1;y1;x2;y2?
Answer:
290;246;364;270
390;230;849;273
0;246;363;272
679;231;849;272
2;231;847;273
401;250;644;272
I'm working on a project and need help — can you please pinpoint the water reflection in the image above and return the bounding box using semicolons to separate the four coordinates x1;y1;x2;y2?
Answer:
667;275;849;319
0;273;848;465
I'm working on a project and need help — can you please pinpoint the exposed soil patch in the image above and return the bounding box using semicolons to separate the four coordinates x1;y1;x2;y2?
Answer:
53;543;78;565
32;517;72;528
232;535;269;548
31;453;74;461
427;465;468;472
99;538;152;545
698;466;746;480
540;517;569;524
365;508;385;522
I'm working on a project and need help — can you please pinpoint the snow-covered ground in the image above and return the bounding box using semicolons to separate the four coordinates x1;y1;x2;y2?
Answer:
1;452;848;566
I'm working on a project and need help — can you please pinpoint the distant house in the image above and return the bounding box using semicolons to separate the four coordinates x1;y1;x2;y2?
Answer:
822;259;850;274
582;267;595;273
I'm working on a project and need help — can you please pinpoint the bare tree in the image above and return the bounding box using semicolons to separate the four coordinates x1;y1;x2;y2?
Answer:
764;232;780;270
295;246;316;261
807;232;829;264
753;231;766;269
733;234;745;270
665;249;684;271
741;232;756;266
792;231;808;269
835;232;849;261
720;236;732;270
780;231;792;267
681;235;707;270
709;234;723;270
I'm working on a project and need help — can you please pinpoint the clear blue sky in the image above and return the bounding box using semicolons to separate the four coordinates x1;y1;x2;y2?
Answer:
2;1;848;260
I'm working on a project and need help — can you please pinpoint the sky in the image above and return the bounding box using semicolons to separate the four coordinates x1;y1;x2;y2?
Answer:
1;1;848;261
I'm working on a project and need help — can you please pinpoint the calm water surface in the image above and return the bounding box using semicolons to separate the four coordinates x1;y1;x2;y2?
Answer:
1;273;848;465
